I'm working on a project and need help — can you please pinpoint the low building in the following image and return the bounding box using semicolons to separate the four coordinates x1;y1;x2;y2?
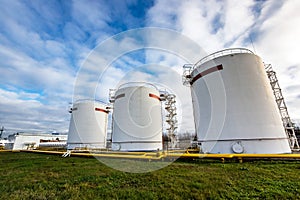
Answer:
4;133;67;150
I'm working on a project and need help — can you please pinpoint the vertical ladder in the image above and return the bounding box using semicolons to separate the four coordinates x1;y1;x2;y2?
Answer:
265;64;299;150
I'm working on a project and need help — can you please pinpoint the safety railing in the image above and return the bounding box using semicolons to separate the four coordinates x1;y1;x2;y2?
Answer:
193;48;254;70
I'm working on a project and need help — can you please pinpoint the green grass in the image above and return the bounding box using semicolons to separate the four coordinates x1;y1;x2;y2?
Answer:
0;152;300;199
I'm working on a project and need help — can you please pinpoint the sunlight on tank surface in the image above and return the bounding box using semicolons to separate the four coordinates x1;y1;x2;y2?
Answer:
67;100;108;150
183;48;291;154
110;82;163;151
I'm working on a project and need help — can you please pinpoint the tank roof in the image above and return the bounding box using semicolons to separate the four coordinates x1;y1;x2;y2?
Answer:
117;82;158;90
193;48;254;70
73;99;107;105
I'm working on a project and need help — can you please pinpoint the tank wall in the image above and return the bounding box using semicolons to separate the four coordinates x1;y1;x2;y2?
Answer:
67;101;108;149
112;86;163;151
191;53;291;154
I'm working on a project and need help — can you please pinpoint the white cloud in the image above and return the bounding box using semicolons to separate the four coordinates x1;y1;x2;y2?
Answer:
0;88;70;135
71;0;111;33
256;1;300;68
177;0;223;51
146;0;180;29
147;0;256;53
0;45;74;94
254;0;300;120
220;0;255;44
45;40;67;57
63;22;87;42
0;40;74;134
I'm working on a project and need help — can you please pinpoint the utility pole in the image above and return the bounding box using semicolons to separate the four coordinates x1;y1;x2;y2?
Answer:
0;126;4;139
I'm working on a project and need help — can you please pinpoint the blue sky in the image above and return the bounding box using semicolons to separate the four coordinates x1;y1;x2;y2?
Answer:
0;0;300;135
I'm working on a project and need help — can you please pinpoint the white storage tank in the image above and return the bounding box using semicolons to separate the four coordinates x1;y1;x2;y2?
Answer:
111;83;163;151
186;48;291;154
67;100;108;150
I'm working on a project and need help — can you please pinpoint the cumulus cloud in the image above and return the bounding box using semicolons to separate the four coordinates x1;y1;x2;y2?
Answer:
146;0;300;127
253;0;300;120
0;88;69;136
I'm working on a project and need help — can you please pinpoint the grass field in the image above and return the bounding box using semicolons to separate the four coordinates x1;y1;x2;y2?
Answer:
0;152;300;199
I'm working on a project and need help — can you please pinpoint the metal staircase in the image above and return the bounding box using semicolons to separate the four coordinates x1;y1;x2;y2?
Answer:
182;64;194;86
160;91;178;149
265;64;299;150
109;89;116;103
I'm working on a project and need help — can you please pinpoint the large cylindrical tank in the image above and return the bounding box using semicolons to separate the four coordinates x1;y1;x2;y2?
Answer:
67;100;108;150
189;48;291;154
112;83;163;151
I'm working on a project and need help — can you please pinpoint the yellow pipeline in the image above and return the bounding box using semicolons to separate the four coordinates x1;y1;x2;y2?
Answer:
0;150;15;153
3;150;300;161
168;153;300;159
21;150;165;160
